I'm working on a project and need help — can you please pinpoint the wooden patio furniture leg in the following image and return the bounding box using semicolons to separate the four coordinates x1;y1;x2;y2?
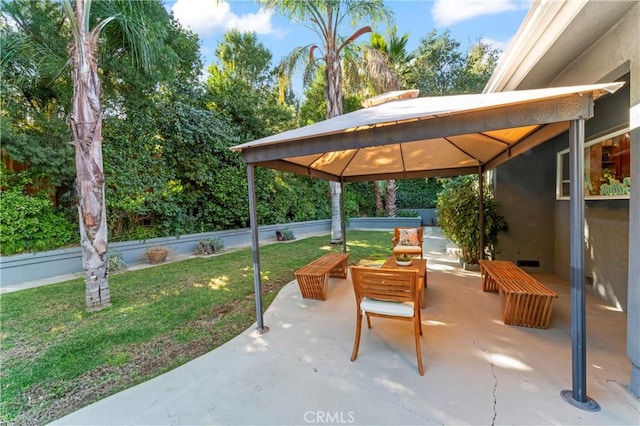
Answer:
414;317;424;375
351;311;363;361
366;313;372;329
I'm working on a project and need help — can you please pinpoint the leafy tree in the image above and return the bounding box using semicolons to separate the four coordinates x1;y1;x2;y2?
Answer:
299;73;327;125
406;30;500;96
436;175;507;265
260;0;392;243
206;30;297;141
0;1;75;195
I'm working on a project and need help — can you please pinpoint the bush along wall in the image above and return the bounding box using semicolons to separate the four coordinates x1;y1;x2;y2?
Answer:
0;189;75;256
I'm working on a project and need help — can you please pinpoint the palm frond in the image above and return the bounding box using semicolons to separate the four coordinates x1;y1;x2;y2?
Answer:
364;46;400;93
276;45;318;90
92;0;167;74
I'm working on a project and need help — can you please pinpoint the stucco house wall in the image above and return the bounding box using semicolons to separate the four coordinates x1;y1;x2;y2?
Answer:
543;4;640;395
551;80;631;311
486;0;639;396
493;139;556;274
494;2;637;312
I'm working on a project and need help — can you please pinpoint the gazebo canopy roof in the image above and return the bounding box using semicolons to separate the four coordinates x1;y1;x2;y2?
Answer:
230;83;623;181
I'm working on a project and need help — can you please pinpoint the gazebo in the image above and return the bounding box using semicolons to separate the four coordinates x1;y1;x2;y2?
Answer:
230;82;624;410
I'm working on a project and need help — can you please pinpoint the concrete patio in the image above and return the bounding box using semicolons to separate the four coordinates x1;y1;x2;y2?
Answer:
52;228;638;425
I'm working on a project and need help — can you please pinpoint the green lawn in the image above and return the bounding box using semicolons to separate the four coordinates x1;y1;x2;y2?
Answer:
0;230;392;425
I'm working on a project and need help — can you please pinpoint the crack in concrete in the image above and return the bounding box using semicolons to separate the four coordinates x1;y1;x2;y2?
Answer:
489;353;498;426
463;324;498;425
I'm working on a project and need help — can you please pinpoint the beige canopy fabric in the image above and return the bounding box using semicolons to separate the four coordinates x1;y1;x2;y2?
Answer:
231;83;623;181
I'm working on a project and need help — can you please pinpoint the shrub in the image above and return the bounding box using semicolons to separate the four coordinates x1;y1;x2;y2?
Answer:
0;189;76;255
106;249;127;272
436;176;507;264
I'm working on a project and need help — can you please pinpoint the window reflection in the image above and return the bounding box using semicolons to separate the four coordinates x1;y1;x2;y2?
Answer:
557;129;631;199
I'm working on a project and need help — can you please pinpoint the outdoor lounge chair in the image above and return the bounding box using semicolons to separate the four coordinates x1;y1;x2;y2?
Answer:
392;227;424;258
350;266;424;375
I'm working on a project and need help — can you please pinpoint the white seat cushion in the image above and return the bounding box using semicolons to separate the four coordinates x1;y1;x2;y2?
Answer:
361;298;414;317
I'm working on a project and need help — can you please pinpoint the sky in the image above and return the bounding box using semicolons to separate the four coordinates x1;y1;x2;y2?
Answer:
164;0;533;94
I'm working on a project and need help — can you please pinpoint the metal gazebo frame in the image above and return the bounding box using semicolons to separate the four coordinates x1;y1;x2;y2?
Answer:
231;82;624;411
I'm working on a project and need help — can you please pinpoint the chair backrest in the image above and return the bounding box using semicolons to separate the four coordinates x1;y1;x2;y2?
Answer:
394;227;423;245
351;266;418;305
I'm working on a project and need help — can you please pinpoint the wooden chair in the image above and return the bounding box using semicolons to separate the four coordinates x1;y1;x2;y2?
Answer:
392;227;424;258
350;266;424;375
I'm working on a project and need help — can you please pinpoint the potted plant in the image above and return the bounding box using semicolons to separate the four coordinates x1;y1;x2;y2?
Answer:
436;176;508;269
275;228;296;241
395;254;412;266
144;246;169;264
196;236;225;255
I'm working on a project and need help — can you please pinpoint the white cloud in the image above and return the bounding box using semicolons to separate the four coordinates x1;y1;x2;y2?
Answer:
227;9;275;34
431;0;523;27
481;36;511;53
171;0;275;36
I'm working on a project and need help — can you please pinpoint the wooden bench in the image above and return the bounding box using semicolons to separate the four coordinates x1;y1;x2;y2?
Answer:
480;260;519;292
479;260;558;329
294;253;349;301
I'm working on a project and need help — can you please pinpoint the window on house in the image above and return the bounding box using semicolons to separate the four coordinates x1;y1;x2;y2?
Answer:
556;128;631;199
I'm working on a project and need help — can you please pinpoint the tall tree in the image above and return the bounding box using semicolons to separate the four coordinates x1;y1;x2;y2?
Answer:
360;28;414;217
260;0;392;243
406;29;500;96
62;0;164;311
206;29;296;140
362;27;413;95
1;0;76;195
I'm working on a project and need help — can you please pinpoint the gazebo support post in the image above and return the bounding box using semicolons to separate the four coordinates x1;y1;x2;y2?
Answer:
478;166;485;261
340;179;347;253
560;118;598;411
247;164;268;334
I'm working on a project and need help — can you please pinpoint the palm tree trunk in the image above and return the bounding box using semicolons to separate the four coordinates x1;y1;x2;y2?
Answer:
69;0;110;311
374;181;384;216
325;48;343;243
386;179;397;217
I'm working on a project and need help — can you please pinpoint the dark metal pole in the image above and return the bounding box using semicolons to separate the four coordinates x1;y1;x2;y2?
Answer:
340;179;347;253
247;164;268;334
478;166;485;261
560;119;598;410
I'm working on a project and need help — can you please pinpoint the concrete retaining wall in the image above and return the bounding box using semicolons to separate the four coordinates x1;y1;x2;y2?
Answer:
0;220;331;287
0;217;424;287
347;216;422;230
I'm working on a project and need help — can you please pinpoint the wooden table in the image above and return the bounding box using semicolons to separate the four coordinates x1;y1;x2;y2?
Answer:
382;257;427;309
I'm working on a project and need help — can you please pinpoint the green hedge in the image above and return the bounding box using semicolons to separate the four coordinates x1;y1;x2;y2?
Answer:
0;189;75;255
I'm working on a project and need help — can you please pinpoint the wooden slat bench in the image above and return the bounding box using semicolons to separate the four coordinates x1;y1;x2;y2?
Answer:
294;253;349;301
479;260;558;329
480;259;518;292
